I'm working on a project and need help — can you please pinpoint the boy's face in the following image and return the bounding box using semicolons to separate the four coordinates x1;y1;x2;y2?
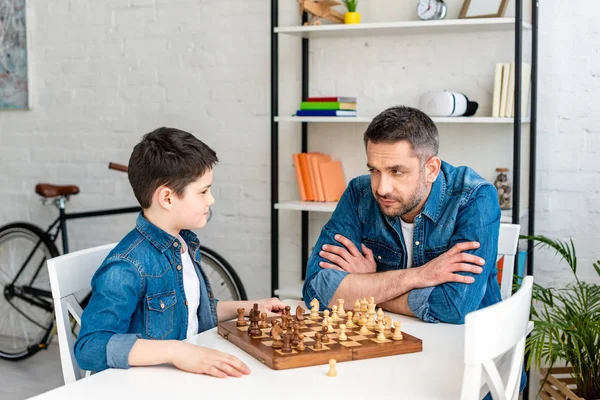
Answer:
171;169;215;230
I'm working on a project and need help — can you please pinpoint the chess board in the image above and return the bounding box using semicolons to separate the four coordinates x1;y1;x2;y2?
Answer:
217;312;422;370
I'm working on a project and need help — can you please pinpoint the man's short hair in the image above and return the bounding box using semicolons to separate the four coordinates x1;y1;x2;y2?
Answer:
128;127;218;208
363;106;439;162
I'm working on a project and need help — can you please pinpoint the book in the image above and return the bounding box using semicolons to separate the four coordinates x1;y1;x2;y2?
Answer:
499;62;510;118
311;154;331;202
506;62;516;118
300;101;357;111
306;97;357;103
296;110;357;117
298;153;315;201
292;154;307;201
319;160;346;202
491;63;504;118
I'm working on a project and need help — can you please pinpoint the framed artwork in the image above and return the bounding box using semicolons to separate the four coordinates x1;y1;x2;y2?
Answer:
0;0;29;109
459;0;510;19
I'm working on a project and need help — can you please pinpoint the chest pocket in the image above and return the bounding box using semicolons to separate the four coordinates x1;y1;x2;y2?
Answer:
146;291;176;339
423;245;450;264
362;239;403;272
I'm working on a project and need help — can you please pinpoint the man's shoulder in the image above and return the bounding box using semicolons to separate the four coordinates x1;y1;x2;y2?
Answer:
348;174;373;197
441;161;494;197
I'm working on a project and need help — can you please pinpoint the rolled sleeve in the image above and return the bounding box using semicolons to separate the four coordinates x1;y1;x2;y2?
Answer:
408;287;437;323
106;333;141;369
303;269;348;309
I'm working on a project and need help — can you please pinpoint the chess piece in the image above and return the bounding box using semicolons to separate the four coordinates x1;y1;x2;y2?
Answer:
353;310;361;324
297;334;306;351
282;332;292;353
369;296;375;307
292;323;300;347
328;317;334;334
337;299;346;318
359;313;367;327
272;322;283;348
270;319;279;337
321;326;330;343
260;312;268;329
393;321;403;341
284;305;291;317
310;298;320;320
377;307;384;324
377;323;386;341
367;304;377;329
236;308;246;327
249;304;262;337
314;332;323;349
338;324;347;341
345;311;355;328
384;316;392;331
331;305;340;321
322;314;329;327
360;298;368;313
359;323;369;336
327;359;337;377
353;299;360;314
323;309;330;321
296;305;306;327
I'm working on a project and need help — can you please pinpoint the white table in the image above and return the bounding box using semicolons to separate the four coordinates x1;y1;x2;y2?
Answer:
30;300;472;400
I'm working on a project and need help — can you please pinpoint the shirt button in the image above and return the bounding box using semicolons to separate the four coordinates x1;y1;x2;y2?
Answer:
176;265;182;271
415;241;420;246
377;256;382;260
173;242;179;248
160;301;165;309
185;300;189;306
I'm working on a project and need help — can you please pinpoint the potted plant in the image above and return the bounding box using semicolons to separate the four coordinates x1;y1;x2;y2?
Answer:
342;0;360;24
523;235;600;399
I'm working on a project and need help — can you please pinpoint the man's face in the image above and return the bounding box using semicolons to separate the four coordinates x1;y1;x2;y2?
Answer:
366;140;432;219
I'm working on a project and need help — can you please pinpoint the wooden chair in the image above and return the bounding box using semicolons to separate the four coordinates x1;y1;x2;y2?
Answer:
498;224;521;300
47;243;116;384
460;275;533;400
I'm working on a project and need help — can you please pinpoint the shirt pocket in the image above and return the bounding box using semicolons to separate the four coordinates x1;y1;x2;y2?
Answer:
146;290;177;339
362;238;402;271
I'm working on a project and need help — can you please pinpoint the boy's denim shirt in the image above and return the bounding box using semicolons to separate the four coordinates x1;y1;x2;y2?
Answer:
303;161;503;324
74;213;218;372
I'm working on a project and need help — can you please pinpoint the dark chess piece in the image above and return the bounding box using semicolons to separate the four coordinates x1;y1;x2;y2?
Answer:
321;325;330;343
282;332;292;353
236;308;246;327
248;303;262;337
272;322;283;349
314;332;323;350
292;323;300;347
296;306;306;327
260;312;268;329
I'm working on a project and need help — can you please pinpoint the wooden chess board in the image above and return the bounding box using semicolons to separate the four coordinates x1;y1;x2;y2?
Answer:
217;311;422;370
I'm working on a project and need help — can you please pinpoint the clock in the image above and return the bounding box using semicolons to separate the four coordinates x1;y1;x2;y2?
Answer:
417;0;447;21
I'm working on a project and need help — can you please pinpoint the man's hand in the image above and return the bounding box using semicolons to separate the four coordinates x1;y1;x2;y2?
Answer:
415;242;485;287
253;297;287;316
170;342;250;378
319;234;377;274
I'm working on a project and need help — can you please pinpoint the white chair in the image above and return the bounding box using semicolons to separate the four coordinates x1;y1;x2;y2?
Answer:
460;275;533;400
498;224;521;300
47;243;116;385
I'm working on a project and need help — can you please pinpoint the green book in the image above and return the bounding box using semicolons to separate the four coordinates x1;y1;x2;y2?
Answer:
300;101;356;111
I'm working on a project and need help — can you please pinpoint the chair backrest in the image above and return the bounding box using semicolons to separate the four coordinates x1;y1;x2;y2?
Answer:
498;224;520;300
47;243;116;385
460;275;533;400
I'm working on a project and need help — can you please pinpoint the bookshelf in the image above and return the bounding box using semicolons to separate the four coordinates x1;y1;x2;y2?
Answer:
270;1;538;305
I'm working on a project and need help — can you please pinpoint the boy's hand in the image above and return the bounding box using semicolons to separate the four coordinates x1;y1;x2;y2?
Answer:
170;342;250;378
254;297;287;316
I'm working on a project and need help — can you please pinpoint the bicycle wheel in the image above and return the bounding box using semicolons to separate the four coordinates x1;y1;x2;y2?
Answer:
199;246;247;301
0;223;59;360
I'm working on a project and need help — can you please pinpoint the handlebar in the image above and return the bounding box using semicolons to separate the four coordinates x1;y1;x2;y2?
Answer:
108;162;128;173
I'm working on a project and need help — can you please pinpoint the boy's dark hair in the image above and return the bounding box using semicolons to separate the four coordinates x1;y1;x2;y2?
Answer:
128;127;218;208
363;106;439;163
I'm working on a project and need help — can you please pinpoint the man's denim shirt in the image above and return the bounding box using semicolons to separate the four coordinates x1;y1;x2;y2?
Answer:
74;213;218;372
303;161;503;324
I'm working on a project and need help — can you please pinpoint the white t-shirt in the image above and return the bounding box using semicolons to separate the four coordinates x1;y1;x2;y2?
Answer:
400;219;415;268
179;238;200;339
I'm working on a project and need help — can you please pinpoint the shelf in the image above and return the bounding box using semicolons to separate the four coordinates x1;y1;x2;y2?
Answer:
275;18;532;39
275;116;531;124
274;281;304;300
275;201;337;213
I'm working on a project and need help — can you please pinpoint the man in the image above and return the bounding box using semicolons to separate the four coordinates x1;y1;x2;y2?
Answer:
302;105;502;324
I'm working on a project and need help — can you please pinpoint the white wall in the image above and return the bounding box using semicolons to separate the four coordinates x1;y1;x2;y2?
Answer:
0;0;597;300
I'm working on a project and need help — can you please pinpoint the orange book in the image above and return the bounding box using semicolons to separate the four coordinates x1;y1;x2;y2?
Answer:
319;160;346;202
311;154;331;202
305;153;321;202
292;153;307;201
298;153;315;201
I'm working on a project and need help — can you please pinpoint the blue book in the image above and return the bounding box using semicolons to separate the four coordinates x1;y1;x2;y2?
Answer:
296;110;357;117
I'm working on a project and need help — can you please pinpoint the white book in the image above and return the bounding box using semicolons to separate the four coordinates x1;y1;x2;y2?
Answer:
499;63;510;118
506;62;516;118
491;63;504;118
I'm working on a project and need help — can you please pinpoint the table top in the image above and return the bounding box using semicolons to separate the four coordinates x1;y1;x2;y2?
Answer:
30;300;470;400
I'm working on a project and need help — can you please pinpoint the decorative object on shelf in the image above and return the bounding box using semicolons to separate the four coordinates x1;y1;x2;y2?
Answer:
419;91;478;117
0;0;29;109
298;0;344;26
341;0;360;24
417;0;447;21
521;235;600;400
493;168;511;210
459;0;509;19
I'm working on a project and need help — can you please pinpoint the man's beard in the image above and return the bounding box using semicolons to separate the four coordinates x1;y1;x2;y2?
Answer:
376;175;428;218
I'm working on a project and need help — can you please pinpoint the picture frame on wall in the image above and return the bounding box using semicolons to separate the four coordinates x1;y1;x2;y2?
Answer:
459;0;509;19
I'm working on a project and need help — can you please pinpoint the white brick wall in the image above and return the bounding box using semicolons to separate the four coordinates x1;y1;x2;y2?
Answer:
0;0;597;302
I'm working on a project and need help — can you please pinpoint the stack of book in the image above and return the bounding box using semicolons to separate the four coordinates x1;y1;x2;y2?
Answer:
295;97;357;117
292;153;346;202
491;62;532;118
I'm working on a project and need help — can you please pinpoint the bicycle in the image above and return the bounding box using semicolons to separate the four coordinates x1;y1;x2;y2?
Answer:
0;162;247;360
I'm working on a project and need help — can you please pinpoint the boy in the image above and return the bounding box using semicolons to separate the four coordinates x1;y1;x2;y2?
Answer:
74;127;286;378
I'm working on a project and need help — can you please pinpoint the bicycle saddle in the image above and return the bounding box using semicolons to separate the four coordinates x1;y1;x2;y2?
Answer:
35;184;80;198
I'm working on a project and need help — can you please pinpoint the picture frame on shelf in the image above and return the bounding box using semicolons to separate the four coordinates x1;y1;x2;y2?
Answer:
459;0;509;19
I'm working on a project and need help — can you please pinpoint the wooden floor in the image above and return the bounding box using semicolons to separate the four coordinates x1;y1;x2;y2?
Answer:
0;343;63;400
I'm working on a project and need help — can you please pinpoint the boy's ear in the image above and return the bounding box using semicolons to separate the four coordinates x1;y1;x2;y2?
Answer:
154;185;174;210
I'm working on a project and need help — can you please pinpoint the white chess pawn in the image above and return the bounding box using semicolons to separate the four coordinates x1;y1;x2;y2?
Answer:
328;317;334;333
331;305;340;321
367;308;377;329
345;311;355;328
337;299;346;318
377;322;386;341
322;315;329;327
377;307;384;324
338;324;347;341
393;321;403;341
353;299;360;314
327;359;337;377
359;323;369;336
323;309;330;320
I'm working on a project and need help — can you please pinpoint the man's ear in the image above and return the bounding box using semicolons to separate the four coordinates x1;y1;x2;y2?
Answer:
154;185;174;210
425;156;441;183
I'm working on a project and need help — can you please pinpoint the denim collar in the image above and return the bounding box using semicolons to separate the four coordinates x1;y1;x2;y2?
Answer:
135;212;200;253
